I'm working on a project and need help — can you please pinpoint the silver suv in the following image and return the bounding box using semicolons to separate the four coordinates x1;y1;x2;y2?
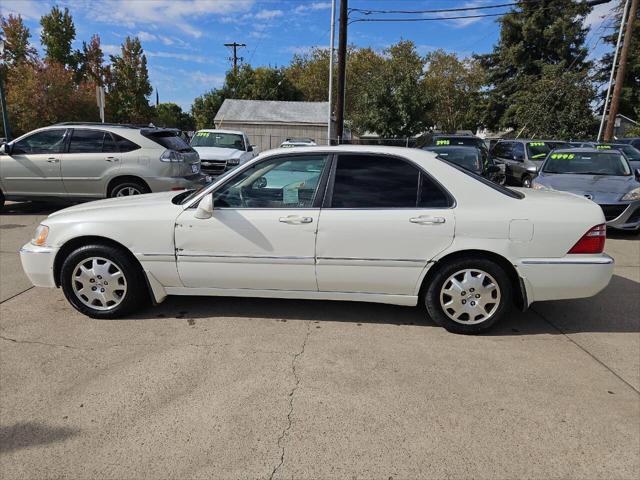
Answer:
0;123;206;208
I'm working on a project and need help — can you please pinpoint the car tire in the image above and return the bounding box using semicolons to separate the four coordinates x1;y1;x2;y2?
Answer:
109;180;150;198
0;190;4;210
424;257;512;334
521;176;532;188
60;244;149;319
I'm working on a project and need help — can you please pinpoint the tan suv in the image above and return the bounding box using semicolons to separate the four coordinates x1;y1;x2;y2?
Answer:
0;123;206;208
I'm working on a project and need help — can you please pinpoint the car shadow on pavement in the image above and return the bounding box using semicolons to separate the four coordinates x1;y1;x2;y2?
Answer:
124;274;639;336
1;201;71;216
0;422;79;454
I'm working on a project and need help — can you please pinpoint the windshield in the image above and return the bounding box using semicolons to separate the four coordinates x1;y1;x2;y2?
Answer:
191;132;244;150
425;147;482;173
526;142;552;160
542;152;631;176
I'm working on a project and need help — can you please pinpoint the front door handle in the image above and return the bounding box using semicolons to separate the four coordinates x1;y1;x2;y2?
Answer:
279;215;313;224
410;215;446;225
46;158;60;163
105;157;119;162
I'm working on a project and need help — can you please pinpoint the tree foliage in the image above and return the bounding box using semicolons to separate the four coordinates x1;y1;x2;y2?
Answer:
153;102;195;131
106;36;153;123
1;14;37;66
40;6;76;68
77;34;105;85
479;0;594;137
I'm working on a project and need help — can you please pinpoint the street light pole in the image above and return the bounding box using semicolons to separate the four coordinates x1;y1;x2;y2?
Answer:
327;0;336;145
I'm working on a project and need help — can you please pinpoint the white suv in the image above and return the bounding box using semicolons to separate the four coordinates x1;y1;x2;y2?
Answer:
190;129;258;176
0;123;207;208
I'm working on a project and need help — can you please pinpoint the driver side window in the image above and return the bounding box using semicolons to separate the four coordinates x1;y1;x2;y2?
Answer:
12;129;67;155
213;154;328;208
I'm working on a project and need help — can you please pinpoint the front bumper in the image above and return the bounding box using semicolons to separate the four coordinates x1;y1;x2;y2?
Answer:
19;243;59;288
516;254;614;304
145;173;211;192
602;200;640;230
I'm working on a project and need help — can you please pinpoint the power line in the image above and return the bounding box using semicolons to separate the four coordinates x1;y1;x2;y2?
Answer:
349;2;521;15
349;12;505;24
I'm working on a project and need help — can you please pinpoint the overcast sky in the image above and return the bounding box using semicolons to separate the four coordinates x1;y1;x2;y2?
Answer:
1;0;617;111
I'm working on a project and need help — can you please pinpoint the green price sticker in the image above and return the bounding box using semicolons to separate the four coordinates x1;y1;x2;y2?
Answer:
529;142;546;147
436;139;450;145
551;153;574;160
596;145;611;149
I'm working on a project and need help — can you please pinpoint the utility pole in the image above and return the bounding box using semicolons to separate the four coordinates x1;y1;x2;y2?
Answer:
224;42;246;75
604;0;638;141
335;0;348;144
327;0;337;145
0;40;11;141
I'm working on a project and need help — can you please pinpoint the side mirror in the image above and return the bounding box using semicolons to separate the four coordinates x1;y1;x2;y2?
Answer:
247;145;253;152
194;194;213;219
635;168;640;182
0;142;11;155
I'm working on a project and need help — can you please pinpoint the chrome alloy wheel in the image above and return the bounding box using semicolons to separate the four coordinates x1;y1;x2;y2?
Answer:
115;186;142;196
71;257;127;311
439;269;501;325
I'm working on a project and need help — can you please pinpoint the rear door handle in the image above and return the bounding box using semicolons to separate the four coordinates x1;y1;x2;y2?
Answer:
279;215;313;224
410;216;445;225
105;157;119;162
46;157;59;163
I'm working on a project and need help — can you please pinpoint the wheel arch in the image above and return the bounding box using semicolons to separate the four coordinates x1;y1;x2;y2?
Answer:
106;175;150;197
418;249;527;311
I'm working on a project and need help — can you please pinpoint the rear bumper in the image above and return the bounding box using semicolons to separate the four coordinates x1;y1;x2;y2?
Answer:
19;243;58;288
145;174;210;192
516;255;614;304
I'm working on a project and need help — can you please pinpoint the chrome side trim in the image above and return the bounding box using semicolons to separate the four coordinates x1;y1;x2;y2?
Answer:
317;256;425;263
521;256;614;265
177;253;314;265
317;256;427;267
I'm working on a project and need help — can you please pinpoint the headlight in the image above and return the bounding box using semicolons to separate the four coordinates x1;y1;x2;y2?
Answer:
532;183;551;191
622;187;640;201
32;224;50;246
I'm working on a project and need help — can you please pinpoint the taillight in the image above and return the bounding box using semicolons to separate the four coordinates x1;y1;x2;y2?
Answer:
568;224;606;254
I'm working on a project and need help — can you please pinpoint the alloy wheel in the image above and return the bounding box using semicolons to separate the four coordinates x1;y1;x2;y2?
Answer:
439;269;501;325
115;186;142;197
71;257;127;311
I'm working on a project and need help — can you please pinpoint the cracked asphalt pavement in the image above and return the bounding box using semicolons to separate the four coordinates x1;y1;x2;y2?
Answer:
1;202;639;479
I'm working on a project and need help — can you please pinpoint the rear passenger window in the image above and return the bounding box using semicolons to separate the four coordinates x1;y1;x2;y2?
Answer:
112;133;141;152
330;154;451;208
68;129;106;153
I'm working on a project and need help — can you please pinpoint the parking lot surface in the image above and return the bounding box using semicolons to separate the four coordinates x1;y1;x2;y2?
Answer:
1;202;639;479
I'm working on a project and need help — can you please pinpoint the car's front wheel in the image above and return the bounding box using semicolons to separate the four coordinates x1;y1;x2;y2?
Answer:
60;244;148;318
424;258;512;334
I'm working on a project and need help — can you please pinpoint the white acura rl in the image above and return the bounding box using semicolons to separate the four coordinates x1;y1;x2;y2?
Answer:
20;146;613;334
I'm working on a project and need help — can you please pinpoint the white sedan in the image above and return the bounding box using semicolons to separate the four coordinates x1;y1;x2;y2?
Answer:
20;146;613;334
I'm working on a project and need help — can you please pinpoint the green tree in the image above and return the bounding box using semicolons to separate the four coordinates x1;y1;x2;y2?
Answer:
356;41;429;137
1;14;37;65
228;65;302;100
191;89;226;129
598;2;639;121
106;36;153;123
479;0;594;136
5;61;97;136
153;102;195;131
423;50;485;133
77;34;105;85
40;6;76;68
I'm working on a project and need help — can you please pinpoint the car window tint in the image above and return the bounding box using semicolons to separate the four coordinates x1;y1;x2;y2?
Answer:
69;129;106;153
513;142;525;159
112;133;140;152
331;155;420;208
103;133;118;153
493;142;511;158
418;172;451;207
213;155;328;208
12;129;67;154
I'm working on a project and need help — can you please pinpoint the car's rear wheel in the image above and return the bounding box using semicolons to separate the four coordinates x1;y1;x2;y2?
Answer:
109;180;149;198
521;175;532;188
424;258;512;334
60;244;148;318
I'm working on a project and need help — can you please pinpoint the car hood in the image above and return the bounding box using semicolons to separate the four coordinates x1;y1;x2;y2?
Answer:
47;191;181;220
193;146;244;160
536;173;638;194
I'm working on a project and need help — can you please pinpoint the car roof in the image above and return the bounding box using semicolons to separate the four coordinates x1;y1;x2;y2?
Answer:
499;139;566;143
552;147;624;153
424;145;480;150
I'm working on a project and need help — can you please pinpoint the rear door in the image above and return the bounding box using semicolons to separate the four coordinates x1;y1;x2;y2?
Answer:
61;129;122;197
0;129;67;196
315;153;455;296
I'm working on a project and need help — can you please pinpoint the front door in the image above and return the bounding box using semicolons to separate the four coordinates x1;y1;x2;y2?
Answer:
175;153;330;291
315;154;456;296
0;129;67;196
61;129;122;197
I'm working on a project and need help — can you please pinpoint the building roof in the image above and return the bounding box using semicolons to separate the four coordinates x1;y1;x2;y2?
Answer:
215;99;330;125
